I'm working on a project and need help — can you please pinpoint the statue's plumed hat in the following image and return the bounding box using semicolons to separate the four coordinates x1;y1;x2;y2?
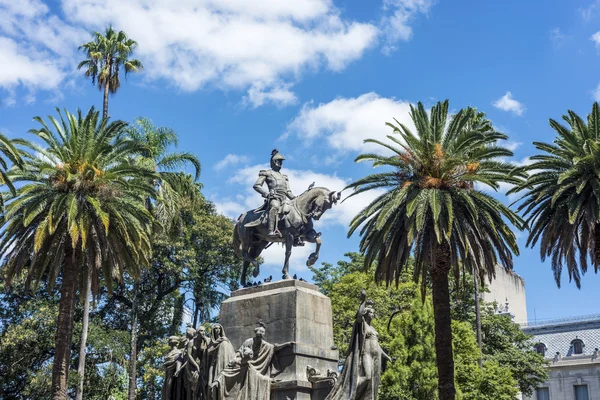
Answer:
271;148;285;161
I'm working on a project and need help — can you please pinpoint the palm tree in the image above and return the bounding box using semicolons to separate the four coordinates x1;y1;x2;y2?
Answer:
0;131;22;200
123;117;201;400
345;100;524;400
0;107;156;400
509;102;600;288
78;26;143;119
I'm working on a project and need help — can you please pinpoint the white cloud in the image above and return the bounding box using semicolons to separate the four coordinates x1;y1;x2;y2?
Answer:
580;1;599;21
0;0;436;105
550;28;567;47
593;82;600;102
214;154;251;171
285;92;416;153
381;0;435;53
505;141;522;152
244;82;298;108
0;0;87;103
61;0;379;102
591;31;600;46
493;91;525;116
0;37;65;90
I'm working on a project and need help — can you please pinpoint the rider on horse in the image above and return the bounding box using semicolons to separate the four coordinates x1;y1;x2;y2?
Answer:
250;149;295;238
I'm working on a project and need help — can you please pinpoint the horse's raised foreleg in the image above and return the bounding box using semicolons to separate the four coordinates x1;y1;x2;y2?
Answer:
305;229;322;267
282;233;293;280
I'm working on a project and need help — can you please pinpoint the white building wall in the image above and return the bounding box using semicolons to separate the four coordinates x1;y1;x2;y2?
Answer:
482;267;528;323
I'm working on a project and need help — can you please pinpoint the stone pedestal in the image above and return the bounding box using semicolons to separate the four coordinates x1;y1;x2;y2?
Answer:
220;280;338;400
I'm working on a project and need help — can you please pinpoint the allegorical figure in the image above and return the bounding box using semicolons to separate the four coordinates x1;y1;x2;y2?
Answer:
211;322;293;400
207;323;235;385
163;336;183;400
251;149;295;238
325;290;391;400
195;325;211;400
176;326;201;400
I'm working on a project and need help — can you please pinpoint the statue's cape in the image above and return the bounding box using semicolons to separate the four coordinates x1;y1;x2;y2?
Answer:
244;202;268;228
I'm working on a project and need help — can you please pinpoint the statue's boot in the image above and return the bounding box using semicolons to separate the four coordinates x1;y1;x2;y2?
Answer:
267;208;280;237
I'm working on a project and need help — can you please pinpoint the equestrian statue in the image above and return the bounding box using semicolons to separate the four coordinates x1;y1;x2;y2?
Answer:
233;149;340;286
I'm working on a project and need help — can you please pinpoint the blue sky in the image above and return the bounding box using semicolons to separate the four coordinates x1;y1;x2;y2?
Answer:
1;0;600;323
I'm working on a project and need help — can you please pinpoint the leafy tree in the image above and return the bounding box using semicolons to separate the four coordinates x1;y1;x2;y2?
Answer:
478;306;548;396
78;26;143;119
0;277;129;400
510;102;600;287
0;107;155;400
453;320;519;400
380;295;437;400
345;101;524;399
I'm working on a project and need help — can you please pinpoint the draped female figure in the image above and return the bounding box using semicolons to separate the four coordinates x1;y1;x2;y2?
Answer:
325;291;391;400
207;323;235;385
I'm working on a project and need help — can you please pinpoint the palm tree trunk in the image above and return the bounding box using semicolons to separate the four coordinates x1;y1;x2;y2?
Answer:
128;283;139;400
432;242;456;400
75;273;92;400
473;273;483;368
51;245;78;400
103;82;110;120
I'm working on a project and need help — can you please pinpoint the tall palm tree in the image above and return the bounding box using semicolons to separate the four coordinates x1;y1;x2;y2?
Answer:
76;26;142;399
509;102;600;288
78;26;143;119
0;107;156;400
345;100;524;400
123;117;201;400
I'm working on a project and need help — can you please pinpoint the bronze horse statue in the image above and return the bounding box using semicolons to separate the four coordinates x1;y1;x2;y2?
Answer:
233;187;340;286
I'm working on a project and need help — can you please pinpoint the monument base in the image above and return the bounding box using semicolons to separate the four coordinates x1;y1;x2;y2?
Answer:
220;280;339;400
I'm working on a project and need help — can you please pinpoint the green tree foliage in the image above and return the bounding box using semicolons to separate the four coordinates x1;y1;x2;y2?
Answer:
510;102;600;287
0;278;129;399
345;101;525;400
78;26;143;119
479;306;548;396
380;296;437;400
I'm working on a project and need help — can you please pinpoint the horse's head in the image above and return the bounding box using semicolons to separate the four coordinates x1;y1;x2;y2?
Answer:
308;189;341;220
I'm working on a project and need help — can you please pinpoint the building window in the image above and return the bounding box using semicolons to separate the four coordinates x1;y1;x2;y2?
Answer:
534;343;546;357
571;339;584;355
574;384;589;400
536;387;550;400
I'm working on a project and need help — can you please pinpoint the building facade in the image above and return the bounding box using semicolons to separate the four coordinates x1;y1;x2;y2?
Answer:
521;316;600;400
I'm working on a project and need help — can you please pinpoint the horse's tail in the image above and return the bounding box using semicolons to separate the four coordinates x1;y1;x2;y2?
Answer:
232;213;244;256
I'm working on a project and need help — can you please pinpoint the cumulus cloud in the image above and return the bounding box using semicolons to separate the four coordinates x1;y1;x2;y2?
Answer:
244;82;298;108
493;91;525;116
0;0;86;101
592;82;600;102
214;154;251;171
381;0;435;53
285;92;416;153
0;0;436;105
60;0;378;105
